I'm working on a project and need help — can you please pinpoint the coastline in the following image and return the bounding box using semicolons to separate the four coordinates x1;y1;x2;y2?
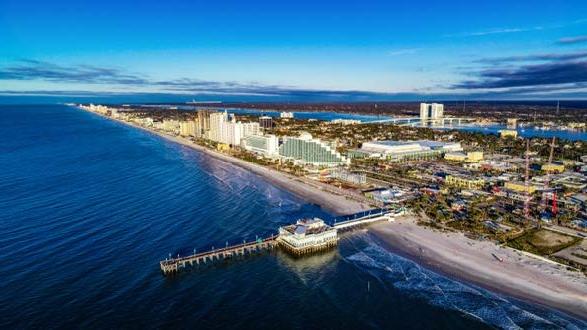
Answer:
368;217;587;320
78;106;587;320
80;107;372;216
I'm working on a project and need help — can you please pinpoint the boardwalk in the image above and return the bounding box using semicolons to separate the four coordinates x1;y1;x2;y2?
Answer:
333;209;400;231
160;235;277;275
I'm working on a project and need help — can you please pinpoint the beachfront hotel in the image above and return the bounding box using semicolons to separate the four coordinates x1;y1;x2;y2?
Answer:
207;111;261;146
241;134;279;156
278;132;347;167
277;218;338;256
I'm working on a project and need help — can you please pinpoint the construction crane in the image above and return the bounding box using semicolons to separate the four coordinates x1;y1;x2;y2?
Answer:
524;139;531;219
542;137;558;216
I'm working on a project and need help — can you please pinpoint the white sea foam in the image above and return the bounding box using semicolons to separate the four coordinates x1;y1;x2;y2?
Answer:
346;239;586;330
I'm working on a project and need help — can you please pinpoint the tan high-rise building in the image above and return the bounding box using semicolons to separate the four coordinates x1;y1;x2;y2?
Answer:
179;120;197;137
196;110;212;138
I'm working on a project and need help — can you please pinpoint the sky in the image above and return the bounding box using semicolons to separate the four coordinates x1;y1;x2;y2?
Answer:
1;0;587;103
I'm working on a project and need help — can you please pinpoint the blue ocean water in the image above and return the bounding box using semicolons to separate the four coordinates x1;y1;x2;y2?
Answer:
0;105;584;329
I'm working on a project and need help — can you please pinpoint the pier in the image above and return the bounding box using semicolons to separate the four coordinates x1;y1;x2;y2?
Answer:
160;209;402;275
160;235;278;275
333;208;402;231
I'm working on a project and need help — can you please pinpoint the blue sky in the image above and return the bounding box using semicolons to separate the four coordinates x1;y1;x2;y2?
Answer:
1;0;587;102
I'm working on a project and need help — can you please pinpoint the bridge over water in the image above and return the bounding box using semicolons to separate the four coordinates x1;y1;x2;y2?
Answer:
368;117;476;126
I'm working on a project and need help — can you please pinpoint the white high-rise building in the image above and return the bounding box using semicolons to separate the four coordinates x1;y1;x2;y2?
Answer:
242;134;279;156
420;103;444;120
208;111;228;142
207;111;261;146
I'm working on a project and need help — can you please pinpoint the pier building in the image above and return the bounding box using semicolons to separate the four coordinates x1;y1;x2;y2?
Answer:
277;218;338;256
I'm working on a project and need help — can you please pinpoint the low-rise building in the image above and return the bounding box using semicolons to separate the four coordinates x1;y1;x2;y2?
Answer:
445;175;485;189
541;162;565;173
329;168;366;185
331;119;361;125
505;181;536;194
499;129;518;138
445;151;484;163
280;111;294;119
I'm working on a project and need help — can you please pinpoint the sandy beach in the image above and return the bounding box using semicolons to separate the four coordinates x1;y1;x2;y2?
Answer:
369;217;587;319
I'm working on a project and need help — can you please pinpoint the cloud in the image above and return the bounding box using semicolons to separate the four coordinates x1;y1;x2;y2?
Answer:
446;19;587;39
558;35;587;45
0;59;149;85
474;50;587;64
454;60;587;89
387;48;419;56
444;26;540;38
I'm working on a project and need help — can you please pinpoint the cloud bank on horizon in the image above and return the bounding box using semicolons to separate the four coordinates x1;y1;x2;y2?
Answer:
1;0;587;102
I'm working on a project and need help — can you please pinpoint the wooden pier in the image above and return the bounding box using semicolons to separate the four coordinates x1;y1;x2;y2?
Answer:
160;235;278;275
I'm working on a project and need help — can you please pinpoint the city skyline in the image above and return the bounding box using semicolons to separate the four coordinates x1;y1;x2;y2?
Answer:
1;0;587;102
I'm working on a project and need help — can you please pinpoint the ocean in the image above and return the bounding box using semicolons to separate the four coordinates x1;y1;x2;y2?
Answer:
0;105;584;329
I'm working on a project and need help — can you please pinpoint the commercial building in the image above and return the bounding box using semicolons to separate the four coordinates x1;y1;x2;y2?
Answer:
445;175;485;189
259;116;273;130
277;218;338;256
364;187;408;204
280;111;294;119
349;140;462;162
329;168;367;185
541;162;565;173
242;134;279;156
499;129;518;138
279;132;347;166
505;181;537;194
553;175;587;190
420;103;444;120
444;151;484;163
331;119;361;125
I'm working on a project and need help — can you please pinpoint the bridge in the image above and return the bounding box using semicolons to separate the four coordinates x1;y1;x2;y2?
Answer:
160;235;278;275
368;117;476;126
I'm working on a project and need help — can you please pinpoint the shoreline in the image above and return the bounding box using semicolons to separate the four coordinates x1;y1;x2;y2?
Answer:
79;107;373;216
78;106;586;320
368;218;587;320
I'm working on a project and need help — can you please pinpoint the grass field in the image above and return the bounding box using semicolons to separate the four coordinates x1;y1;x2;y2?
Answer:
507;229;581;256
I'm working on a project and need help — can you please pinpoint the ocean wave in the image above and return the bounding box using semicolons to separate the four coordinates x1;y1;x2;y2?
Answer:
345;240;586;330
